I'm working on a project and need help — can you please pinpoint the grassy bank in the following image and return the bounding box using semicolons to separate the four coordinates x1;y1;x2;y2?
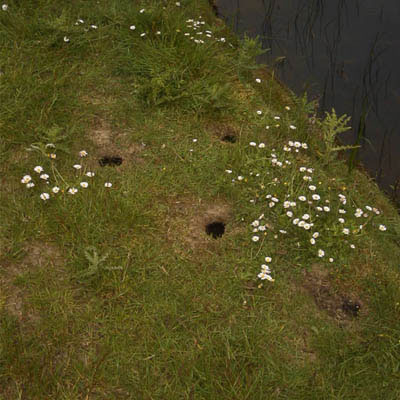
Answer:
1;0;400;398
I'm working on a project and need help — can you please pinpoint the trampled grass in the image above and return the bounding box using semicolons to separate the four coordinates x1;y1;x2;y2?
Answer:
1;1;400;399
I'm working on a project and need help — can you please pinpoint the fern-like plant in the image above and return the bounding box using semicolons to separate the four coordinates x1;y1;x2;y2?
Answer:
236;34;269;80
318;108;360;164
76;246;110;279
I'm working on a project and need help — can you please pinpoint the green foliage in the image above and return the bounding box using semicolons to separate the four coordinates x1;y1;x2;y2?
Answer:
26;125;70;156
236;34;269;80
295;92;317;116
318;108;360;164
1;1;400;399
76;246;110;279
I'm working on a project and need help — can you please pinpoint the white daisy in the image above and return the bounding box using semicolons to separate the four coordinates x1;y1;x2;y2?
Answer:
21;175;32;184
68;188;78;195
261;264;271;273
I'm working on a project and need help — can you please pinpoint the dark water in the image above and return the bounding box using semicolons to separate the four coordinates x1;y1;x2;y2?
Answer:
216;0;400;204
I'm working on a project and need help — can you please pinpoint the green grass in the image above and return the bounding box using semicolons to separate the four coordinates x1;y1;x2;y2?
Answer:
1;0;400;399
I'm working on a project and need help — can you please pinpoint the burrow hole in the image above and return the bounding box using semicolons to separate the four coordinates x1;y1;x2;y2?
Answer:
221;134;236;143
205;221;225;239
99;155;123;167
342;299;361;317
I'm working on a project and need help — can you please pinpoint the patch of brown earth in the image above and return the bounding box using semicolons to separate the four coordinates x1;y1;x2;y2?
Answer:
166;197;238;255
86;117;145;170
302;263;366;325
1;241;64;324
207;121;240;143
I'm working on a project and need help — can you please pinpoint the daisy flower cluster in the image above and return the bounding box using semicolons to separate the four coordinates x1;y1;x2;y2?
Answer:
182;17;228;45
20;145;113;201
63;17;100;42
257;256;274;282
225;108;389;283
60;4;230;48
254;107;302;136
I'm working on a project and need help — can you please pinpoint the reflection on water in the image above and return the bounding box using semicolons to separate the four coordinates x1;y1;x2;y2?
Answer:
216;0;400;203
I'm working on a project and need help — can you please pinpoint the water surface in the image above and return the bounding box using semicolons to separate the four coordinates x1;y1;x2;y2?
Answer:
216;0;400;203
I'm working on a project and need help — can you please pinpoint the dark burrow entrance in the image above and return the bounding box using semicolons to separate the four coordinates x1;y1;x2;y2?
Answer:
99;156;123;166
342;299;361;317
221;134;236;143
205;221;225;238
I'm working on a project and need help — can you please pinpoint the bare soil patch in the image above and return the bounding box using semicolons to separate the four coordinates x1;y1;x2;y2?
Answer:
166;197;234;255
1;241;64;324
207;121;240;143
302;263;366;324
86;117;145;170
